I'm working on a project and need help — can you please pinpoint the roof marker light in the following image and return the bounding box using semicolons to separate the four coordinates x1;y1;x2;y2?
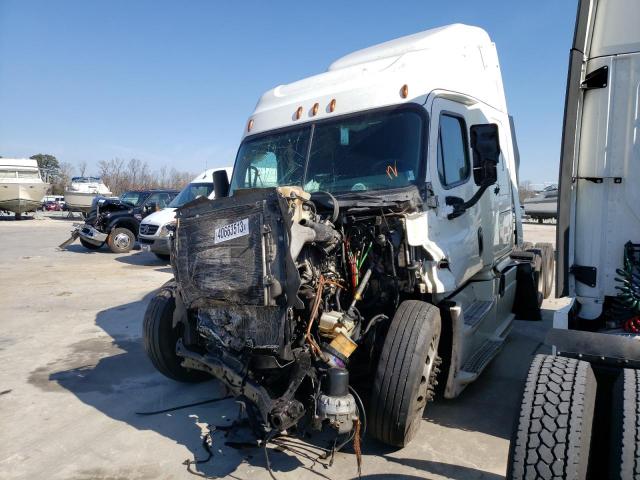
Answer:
295;106;303;120
329;99;336;112
312;103;319;116
400;84;409;98
247;119;254;132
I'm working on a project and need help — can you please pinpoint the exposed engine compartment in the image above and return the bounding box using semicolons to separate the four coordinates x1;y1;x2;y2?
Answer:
172;186;424;438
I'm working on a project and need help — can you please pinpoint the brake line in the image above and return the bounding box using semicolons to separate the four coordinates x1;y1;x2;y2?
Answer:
135;395;231;416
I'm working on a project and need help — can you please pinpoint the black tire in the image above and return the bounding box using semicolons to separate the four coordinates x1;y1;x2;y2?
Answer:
143;286;209;383
154;253;171;261
107;227;135;253
508;354;596;480
610;369;640;480
369;300;441;447
80;238;102;250
535;242;555;299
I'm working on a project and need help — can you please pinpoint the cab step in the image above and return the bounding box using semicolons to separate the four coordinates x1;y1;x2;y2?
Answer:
462;300;494;334
457;338;504;385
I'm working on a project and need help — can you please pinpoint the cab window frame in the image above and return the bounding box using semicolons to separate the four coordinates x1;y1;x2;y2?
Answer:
436;111;471;190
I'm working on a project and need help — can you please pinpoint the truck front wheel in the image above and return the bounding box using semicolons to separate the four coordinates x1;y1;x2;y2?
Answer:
107;227;135;253
143;285;209;383
369;300;441;447
508;354;596;480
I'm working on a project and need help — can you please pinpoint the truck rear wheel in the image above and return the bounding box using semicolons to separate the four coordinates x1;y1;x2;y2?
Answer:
508;354;596;480
143;285;209;383
610;369;640;479
369;300;441;447
107;227;135;253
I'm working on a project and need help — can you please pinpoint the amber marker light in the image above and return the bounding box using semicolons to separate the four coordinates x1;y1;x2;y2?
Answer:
329;99;336;112
400;84;409;98
295;106;303;120
312;102;319;116
247;119;254;132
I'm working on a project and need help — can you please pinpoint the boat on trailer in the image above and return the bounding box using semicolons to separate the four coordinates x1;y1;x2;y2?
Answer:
64;176;112;214
0;158;50;218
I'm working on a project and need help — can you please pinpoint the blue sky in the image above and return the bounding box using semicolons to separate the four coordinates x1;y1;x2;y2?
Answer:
0;0;577;184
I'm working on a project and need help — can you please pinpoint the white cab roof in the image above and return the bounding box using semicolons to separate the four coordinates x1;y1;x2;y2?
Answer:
246;24;506;137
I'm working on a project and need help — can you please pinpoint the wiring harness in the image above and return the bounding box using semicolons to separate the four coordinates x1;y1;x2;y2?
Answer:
613;242;640;333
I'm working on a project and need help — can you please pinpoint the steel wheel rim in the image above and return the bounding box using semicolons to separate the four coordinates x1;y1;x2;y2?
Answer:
415;333;438;414
114;232;131;249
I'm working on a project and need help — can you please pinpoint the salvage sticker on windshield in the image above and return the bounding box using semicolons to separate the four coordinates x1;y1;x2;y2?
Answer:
214;218;249;244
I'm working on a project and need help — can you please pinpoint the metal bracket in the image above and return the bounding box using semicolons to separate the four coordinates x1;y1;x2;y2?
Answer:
570;264;597;287
572;176;622;184
581;65;608;90
424;182;439;208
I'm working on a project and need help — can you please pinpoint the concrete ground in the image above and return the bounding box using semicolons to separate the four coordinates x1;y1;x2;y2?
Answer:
0;215;563;480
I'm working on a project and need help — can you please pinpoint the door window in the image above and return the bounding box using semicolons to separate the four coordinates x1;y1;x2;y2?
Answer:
437;114;470;188
147;193;172;209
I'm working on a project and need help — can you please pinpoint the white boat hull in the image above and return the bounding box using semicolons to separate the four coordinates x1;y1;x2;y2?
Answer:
0;182;49;214
64;190;109;212
523;199;557;218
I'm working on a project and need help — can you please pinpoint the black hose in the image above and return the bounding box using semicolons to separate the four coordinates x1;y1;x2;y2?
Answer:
135;395;231;416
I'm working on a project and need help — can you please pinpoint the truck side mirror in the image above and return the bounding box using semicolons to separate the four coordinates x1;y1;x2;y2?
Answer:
213;169;230;198
470;124;500;186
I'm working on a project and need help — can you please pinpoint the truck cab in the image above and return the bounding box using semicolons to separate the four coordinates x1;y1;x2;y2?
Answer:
509;2;640;478
144;24;548;450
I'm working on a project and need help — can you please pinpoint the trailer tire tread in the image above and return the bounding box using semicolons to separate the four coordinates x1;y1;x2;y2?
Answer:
616;369;640;479
508;354;596;480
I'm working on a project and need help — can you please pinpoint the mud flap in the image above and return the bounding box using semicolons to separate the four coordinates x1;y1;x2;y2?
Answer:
513;261;542;321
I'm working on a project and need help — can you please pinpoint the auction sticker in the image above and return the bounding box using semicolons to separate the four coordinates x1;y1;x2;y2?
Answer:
214;218;249;244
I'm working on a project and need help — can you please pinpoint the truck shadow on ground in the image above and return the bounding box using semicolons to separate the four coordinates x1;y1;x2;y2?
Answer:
114;250;171;269
28;291;549;479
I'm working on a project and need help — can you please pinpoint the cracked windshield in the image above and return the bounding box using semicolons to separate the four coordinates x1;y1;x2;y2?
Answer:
230;109;424;194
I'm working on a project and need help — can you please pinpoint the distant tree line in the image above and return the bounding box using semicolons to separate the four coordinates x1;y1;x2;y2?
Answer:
23;154;195;195
97;158;195;195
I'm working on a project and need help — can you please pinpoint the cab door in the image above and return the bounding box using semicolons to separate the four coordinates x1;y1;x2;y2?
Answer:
427;97;483;287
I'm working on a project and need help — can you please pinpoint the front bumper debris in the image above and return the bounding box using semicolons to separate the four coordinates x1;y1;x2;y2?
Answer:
78;225;108;245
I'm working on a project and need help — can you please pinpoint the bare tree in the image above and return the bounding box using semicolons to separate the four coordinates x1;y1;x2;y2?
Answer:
518;180;538;203
96;158;195;195
78;161;88;177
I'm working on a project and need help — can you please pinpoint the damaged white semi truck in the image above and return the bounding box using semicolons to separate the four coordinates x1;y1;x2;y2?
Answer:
143;24;552;450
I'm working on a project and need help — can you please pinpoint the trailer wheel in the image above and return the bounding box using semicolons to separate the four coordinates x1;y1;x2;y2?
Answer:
535;242;555;299
143;285;209;383
80;238;102;250
107;227;135;253
369;300;441;447
610;369;640;480
508;354;596;480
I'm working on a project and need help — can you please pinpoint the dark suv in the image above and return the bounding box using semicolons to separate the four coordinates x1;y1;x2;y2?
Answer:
76;189;178;253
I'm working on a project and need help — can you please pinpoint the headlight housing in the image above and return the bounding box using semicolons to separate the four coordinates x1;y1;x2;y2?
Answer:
159;220;176;237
